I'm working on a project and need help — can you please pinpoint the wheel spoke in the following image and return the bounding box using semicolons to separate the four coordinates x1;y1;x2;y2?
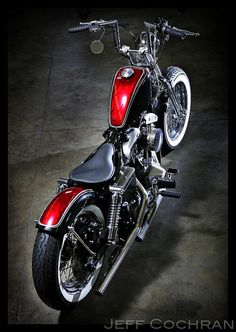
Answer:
167;81;187;140
57;208;105;296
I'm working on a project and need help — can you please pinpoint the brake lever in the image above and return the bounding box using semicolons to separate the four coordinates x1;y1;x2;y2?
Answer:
80;20;104;32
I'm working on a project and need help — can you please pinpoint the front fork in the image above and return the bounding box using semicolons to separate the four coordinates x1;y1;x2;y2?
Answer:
159;75;182;117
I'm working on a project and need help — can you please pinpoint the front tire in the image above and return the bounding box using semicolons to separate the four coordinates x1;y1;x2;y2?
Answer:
32;204;105;310
162;66;191;154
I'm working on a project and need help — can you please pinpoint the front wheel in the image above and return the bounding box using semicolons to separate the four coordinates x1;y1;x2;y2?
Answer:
162;66;191;154
32;204;105;310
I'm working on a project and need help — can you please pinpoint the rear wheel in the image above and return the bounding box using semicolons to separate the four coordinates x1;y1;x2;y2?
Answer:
162;66;191;155
32;204;105;310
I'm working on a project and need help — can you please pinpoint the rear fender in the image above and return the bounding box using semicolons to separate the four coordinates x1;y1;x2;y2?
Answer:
37;187;96;232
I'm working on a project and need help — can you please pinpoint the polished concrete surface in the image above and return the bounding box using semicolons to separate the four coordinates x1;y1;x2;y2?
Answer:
8;8;228;324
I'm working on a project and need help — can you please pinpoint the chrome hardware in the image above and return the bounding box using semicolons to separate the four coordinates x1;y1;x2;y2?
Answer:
143;113;163;153
121;67;135;78
56;177;68;193
114;166;135;188
147;127;163;152
143;112;158;124
96;179;148;295
149;151;166;177
67;225;96;256
122;127;140;162
137;193;163;241
121;45;130;54
106;166;135;244
107;186;123;244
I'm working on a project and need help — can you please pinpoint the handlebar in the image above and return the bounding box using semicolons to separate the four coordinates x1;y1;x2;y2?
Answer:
68;19;121;49
68;25;90;33
68;18;199;56
68;19;118;33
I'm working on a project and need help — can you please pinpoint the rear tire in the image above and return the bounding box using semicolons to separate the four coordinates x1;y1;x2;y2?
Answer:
32;204;105;310
161;66;191;155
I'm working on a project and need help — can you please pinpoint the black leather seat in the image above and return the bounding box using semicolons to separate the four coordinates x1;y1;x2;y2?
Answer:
69;143;115;184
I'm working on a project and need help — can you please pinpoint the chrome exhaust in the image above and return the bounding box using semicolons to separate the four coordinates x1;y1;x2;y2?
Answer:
136;193;163;241
95;226;139;296
95;179;148;296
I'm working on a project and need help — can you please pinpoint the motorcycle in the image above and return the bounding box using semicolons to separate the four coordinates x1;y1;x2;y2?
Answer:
32;17;199;310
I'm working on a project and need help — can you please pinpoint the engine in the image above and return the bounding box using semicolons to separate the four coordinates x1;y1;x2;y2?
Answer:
122;112;163;164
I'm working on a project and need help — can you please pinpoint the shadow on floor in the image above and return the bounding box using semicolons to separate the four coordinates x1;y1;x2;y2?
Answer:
58;208;189;324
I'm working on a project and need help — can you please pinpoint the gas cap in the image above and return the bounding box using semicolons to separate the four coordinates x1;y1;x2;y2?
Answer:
121;67;135;79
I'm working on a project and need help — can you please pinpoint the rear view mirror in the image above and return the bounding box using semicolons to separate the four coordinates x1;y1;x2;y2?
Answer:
90;40;104;54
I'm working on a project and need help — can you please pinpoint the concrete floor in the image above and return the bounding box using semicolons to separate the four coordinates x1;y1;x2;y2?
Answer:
8;8;228;325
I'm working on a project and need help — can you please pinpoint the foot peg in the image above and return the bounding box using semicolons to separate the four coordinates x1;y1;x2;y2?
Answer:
159;190;181;198
167;167;179;174
148;175;176;189
157;177;176;188
149;166;181;198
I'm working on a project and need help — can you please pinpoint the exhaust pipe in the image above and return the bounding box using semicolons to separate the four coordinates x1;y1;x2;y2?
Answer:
95;179;148;296
136;193;163;241
95;226;139;296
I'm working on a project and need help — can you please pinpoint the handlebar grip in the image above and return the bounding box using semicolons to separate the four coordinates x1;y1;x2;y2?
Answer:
164;26;187;39
68;25;89;33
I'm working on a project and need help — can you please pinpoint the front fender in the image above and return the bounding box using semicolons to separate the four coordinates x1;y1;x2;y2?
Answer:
37;187;95;231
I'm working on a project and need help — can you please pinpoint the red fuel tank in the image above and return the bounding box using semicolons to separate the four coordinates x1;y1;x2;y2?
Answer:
109;66;147;128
